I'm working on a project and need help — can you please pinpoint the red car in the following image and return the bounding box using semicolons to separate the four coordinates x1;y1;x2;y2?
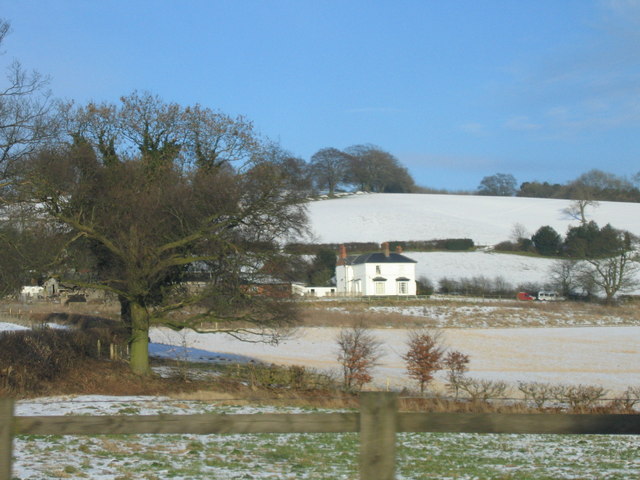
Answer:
516;292;535;301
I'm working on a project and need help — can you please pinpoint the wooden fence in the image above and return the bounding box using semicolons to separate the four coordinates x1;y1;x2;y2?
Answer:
2;392;640;480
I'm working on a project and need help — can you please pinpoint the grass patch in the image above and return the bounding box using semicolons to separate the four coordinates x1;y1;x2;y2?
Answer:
15;428;639;480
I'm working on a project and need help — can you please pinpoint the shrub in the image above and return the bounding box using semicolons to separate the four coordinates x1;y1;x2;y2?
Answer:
458;378;509;402
610;386;640;411
553;384;608;410
403;329;444;394
443;350;470;399
441;238;474;251
0;328;96;394
518;381;555;408
494;241;519;252
532;225;562;256
0;316;128;395
416;276;434;295
336;322;383;391
224;363;337;391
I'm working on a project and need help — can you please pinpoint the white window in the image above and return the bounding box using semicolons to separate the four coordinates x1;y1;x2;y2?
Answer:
397;281;408;295
375;281;385;295
375;265;381;274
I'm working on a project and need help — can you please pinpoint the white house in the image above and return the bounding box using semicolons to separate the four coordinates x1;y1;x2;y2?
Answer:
335;243;417;296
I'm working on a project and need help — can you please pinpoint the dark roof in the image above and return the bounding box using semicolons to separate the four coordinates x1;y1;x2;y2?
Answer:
344;252;417;265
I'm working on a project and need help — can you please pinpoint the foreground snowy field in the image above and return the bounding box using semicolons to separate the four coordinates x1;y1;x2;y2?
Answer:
150;325;640;394
3;320;639;478
11;396;640;479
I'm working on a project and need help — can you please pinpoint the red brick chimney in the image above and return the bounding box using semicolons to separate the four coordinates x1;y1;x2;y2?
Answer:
396;245;403;254
337;244;347;265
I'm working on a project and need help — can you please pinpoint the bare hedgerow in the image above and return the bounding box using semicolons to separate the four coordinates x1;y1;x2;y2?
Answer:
0;328;95;394
336;322;383;392
553;384;608;410
458;378;509;402
517;381;556;409
610;386;640;411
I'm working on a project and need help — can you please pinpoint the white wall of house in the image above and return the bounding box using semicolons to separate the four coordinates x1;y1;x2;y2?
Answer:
292;283;338;297
304;286;338;297
336;260;416;296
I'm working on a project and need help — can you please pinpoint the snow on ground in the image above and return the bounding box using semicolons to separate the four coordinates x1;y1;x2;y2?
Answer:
4;320;639;478
410;250;557;286
11;395;640;480
0;321;29;331
304;193;640;293
150;325;640;394
306;193;640;246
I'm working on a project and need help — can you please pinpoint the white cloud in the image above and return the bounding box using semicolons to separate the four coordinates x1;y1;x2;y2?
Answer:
459;122;486;136
504;115;542;131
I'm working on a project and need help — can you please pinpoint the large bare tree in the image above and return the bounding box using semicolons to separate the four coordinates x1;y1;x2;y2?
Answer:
562;222;639;303
24;92;308;375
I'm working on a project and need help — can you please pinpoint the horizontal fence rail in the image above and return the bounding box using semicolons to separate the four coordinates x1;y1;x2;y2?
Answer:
2;393;640;480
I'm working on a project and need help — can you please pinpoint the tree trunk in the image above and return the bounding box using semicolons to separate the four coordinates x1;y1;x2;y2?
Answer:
129;301;151;375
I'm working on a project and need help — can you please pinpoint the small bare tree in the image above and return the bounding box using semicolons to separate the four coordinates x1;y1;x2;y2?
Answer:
517;381;555;409
336;322;383;391
403;329;444;394
510;223;529;243
553;384;608;410
563;198;599;225
612;386;640;411
458;378;508;402
443;350;470;399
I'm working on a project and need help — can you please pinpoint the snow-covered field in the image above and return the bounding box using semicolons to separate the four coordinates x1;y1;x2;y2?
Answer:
306;193;640;246
11;395;640;479
150;325;640;395
304;193;640;293
410;250;557;286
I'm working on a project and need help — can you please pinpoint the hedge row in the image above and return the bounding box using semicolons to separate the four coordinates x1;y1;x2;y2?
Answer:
284;238;475;255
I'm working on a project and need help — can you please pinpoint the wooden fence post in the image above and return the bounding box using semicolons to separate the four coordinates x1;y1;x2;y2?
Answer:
0;398;14;480
359;392;397;480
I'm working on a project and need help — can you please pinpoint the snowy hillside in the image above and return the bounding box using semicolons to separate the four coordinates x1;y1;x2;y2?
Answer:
305;193;640;246
305;193;640;292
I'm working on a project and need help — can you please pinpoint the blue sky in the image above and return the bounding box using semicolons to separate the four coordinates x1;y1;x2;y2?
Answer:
2;0;639;190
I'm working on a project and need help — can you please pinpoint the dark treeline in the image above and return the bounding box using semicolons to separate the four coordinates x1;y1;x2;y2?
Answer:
477;170;640;203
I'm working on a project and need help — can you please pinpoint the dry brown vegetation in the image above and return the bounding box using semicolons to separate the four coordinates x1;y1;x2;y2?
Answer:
3;295;638;330
299;297;640;328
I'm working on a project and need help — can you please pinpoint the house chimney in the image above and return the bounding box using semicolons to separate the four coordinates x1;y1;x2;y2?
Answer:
337;244;347;265
396;245;403;254
382;242;390;257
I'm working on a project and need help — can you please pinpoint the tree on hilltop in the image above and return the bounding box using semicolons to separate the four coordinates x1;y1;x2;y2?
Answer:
344;144;415;193
309;147;349;195
477;173;517;196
